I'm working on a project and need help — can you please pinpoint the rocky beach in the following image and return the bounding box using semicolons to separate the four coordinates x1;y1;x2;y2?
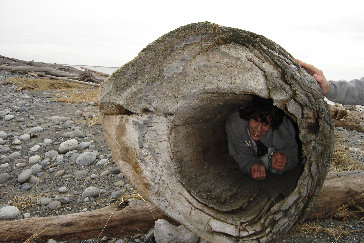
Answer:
0;68;363;242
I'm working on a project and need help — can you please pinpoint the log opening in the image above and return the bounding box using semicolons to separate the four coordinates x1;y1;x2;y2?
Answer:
170;96;303;217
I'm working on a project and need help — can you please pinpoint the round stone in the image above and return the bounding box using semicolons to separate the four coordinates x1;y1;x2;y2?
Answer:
0;206;20;219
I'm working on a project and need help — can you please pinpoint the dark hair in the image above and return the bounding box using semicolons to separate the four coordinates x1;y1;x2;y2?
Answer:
239;96;283;130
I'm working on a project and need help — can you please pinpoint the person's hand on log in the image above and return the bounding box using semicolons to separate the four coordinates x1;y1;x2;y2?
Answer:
271;152;287;171
250;163;266;180
296;59;330;95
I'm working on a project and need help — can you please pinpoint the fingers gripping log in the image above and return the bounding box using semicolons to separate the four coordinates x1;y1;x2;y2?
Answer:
99;22;333;242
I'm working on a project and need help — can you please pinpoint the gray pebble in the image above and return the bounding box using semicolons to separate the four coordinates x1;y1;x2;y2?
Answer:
37;197;53;206
43;138;53;144
12;138;22;145
0;163;9;168
78;141;92;150
21;183;32;191
31;164;43;174
54;197;72;204
100;170;111;177
0;173;11;184
0;145;10;153
27;126;43;134
97;158;109;166
29;155;41;164
76;151;97;166
0;131;8;139
30;144;41;152
54;170;65;177
71;129;85;138
8;151;21;159
48;200;61;210
4;114;14;121
59;139;78;154
17;169;32;183
45;150;59;161
28;175;40;184
82;186;101;198
19;134;31;141
58;186;68;193
0;138;5;145
0;206;20;219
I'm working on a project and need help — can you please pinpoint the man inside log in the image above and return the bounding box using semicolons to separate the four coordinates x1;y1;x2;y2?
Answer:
226;96;299;180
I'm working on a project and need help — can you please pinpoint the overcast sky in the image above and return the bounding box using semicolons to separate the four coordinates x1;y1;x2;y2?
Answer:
1;0;364;80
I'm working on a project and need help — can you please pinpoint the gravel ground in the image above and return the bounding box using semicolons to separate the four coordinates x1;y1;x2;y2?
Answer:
0;70;363;242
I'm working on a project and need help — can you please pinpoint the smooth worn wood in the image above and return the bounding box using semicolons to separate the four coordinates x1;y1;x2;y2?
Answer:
0;199;169;242
1;171;362;242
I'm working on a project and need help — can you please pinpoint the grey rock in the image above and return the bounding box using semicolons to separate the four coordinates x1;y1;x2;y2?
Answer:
96;158;109;166
19;133;31;141
27;126;43;134
12;138;22;145
154;219;199;243
54;170;65;177
17;169;32;183
78;141;92;150
4;114;14;121
29;155;41;164
76;151;97;166
71;128;85;138
28;175;40;184
37;197;53;206
0;173;11;184
8;151;21;159
54;197;72;204
82;186;101;198
43;138;53;144
0;138;5;145
0;131;8;139
21;183;32;191
0;145;10;153
45;150;59;160
100;170;111;177
48;200;61;210
30;144;41;152
0;206;20;219
31;164;43;174
58;186;68;193
58;139;78;153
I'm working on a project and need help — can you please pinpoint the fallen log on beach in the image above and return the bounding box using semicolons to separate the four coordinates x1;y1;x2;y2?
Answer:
98;22;334;242
1;171;362;242
0;55;107;85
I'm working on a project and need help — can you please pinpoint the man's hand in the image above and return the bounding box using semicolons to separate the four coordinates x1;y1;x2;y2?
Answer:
250;164;266;180
271;152;287;171
296;59;330;95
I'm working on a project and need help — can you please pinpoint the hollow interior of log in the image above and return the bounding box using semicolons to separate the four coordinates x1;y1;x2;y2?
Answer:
170;95;303;217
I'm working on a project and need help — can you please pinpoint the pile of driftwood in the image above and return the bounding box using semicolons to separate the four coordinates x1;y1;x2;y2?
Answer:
0;55;109;87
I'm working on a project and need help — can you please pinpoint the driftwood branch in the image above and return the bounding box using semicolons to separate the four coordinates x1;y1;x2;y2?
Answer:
0;199;170;242
0;171;362;242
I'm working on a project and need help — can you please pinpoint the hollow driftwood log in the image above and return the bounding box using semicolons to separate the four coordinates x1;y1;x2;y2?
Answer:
99;22;333;242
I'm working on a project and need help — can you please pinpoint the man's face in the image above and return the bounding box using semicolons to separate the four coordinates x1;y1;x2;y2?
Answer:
248;117;271;141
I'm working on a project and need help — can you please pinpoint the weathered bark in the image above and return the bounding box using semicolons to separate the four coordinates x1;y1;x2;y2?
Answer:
1;171;362;242
99;22;333;242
